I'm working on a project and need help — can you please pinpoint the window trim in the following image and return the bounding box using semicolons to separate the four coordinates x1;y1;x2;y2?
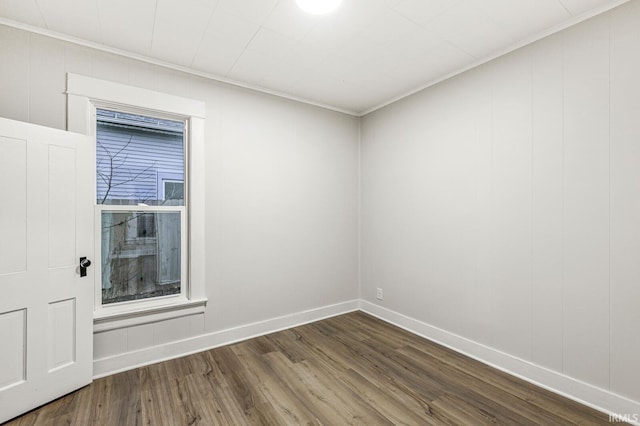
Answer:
67;73;207;332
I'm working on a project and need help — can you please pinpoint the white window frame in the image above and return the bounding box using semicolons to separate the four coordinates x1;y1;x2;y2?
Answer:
67;73;207;332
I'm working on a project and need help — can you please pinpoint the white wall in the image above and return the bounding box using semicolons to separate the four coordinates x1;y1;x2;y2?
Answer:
2;0;639;414
361;0;640;405
0;24;359;370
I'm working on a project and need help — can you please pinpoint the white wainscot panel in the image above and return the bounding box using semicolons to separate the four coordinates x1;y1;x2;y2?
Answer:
609;0;640;403
562;14;611;389
153;315;194;346
93;328;127;360
530;34;564;372
126;323;155;352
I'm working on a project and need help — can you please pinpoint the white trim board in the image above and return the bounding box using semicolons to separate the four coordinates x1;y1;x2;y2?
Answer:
92;299;359;379
67;74;206;118
359;301;640;425
93;299;207;333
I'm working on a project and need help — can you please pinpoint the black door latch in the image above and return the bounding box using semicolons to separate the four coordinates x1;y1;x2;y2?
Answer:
80;257;92;277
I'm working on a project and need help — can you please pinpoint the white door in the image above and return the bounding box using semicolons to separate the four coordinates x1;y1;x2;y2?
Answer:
0;117;93;423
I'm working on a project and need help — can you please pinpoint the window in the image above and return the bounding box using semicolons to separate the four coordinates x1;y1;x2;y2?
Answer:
163;180;184;201
96;109;185;306
157;172;184;202
67;74;206;331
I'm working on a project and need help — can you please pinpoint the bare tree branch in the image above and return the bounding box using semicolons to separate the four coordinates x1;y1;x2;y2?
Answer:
97;136;156;204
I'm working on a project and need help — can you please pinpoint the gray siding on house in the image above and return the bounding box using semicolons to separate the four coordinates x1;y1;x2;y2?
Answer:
96;122;184;204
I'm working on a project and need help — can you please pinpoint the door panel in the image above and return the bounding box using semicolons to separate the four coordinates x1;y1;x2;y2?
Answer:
0;309;26;390
0;117;93;423
0;136;27;275
49;145;77;268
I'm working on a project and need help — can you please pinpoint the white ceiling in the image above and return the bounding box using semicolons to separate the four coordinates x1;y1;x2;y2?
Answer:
0;0;627;115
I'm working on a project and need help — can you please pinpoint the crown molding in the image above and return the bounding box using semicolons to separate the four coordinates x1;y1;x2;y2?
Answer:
0;17;360;117
359;0;631;116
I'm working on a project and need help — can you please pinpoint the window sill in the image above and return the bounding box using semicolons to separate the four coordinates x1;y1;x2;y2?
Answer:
93;298;207;332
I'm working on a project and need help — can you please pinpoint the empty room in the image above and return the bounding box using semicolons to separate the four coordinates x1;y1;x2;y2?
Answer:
1;0;639;424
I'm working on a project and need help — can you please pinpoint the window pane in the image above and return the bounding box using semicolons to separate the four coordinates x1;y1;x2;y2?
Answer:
164;181;184;201
137;213;156;238
101;211;181;305
96;109;184;206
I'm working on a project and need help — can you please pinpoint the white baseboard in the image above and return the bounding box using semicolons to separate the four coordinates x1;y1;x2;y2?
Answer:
93;299;359;379
92;298;640;425
360;300;640;425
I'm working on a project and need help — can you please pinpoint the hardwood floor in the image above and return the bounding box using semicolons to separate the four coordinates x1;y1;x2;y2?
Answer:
6;312;616;425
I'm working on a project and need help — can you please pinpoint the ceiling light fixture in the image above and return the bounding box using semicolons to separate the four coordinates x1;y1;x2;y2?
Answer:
296;0;343;15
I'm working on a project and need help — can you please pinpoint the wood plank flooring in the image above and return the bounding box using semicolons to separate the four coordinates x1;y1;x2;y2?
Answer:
6;312;617;425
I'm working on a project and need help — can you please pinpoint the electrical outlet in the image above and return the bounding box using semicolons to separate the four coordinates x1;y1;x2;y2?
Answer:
376;288;383;300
